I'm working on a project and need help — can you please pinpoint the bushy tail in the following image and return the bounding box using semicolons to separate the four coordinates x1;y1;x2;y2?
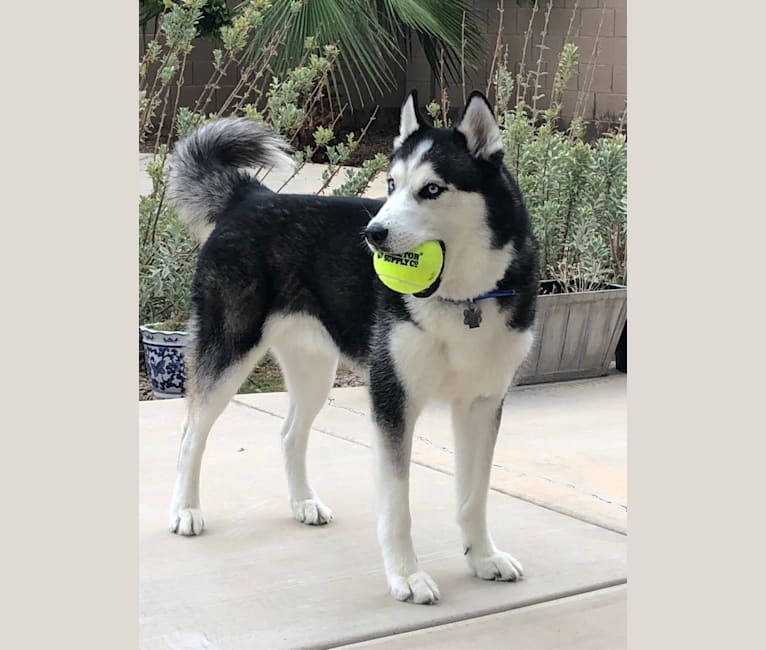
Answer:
166;117;293;243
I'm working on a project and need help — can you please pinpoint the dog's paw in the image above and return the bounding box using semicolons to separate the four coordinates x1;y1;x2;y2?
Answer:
388;570;441;604
291;498;333;525
170;507;205;536
468;549;524;581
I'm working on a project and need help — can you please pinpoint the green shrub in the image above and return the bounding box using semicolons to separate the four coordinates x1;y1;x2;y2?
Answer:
138;0;386;329
425;1;627;290
496;39;627;289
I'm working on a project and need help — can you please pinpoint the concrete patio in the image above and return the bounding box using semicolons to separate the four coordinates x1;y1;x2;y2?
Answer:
139;373;626;649
140;150;626;648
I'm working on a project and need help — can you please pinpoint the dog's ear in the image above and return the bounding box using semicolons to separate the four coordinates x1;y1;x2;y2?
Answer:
455;91;503;162
393;90;427;150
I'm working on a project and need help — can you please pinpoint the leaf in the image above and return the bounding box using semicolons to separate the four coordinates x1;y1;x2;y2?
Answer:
241;0;484;106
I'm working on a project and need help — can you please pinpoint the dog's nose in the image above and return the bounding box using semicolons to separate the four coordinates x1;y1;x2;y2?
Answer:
365;224;389;246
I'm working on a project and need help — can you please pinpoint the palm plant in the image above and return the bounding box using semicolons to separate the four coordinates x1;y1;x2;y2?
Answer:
241;0;484;106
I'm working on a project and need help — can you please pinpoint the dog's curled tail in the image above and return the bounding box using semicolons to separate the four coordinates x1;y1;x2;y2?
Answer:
166;117;293;243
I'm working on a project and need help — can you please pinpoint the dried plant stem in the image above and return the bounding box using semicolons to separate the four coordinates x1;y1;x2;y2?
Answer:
485;0;505;97
194;53;239;116
227;17;297;115
139;38;162;88
165;53;190;151
153;83;174;152
140;49;178;135
531;1;553;125
550;0;580;113
617;99;627;133
139;14;167;91
516;1;539;106
315;106;378;196
564;0;580;44
439;48;449;125
461;11;467;106
574;7;605;122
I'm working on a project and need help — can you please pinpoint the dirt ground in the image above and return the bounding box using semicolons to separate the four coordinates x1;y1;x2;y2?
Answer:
139;356;365;401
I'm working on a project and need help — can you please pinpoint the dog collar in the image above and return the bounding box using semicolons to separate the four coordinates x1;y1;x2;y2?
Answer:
438;289;517;329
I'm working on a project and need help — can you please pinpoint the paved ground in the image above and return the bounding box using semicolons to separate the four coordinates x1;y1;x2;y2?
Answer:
140;153;626;647
139;375;626;649
139;154;388;198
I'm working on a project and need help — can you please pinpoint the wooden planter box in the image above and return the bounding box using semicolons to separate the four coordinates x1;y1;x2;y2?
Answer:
515;281;627;385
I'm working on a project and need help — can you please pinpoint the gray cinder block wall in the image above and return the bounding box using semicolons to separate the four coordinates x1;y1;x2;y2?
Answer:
405;0;626;125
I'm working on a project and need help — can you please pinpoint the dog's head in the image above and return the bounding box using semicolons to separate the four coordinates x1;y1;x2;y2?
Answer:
365;90;523;299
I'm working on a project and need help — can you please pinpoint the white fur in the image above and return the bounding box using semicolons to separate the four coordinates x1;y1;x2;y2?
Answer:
367;144;514;299
452;395;523;581
372;413;440;604
267;315;339;525
170;342;268;535
393;94;421;149
373;301;532;600
170;314;341;533
456;96;504;160
392;299;533;404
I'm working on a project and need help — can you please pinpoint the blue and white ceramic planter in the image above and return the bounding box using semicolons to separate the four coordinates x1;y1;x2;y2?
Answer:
140;324;189;399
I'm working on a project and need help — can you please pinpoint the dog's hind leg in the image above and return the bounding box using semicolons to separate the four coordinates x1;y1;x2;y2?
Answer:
169;342;266;536
451;395;523;581
271;341;337;525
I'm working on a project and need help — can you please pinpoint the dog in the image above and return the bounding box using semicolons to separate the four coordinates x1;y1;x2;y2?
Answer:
165;90;540;604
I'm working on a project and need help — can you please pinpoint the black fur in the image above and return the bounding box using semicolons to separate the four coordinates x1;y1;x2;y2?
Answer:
168;109;539;462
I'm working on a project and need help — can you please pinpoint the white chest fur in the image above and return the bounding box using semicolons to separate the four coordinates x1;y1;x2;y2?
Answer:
388;297;534;404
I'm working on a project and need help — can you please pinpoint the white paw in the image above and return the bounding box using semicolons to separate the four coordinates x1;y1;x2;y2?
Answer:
388;570;441;604
170;507;205;536
291;498;333;525
468;549;524;581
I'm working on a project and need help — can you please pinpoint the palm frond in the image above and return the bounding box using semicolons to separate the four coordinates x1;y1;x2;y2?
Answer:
241;0;484;106
381;0;484;81
243;0;401;105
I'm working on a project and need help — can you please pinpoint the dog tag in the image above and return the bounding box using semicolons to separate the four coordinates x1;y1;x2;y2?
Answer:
463;302;482;329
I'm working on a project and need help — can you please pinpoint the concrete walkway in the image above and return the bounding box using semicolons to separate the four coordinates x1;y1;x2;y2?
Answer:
139;153;388;198
140;154;626;647
139;374;626;649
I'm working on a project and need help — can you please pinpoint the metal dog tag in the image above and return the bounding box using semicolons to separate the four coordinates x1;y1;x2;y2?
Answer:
463;302;482;329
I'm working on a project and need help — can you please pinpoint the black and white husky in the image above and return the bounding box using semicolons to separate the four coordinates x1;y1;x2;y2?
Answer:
165;90;540;604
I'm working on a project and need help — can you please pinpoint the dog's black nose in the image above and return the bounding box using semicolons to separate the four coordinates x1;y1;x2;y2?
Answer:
365;224;389;246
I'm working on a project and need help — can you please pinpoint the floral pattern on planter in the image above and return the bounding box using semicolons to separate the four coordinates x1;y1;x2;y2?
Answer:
140;325;189;399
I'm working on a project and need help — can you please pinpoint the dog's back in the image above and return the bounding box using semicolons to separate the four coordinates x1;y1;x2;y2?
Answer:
166;95;539;605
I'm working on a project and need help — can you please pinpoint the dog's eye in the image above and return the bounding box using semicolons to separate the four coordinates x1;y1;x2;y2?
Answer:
387;178;395;194
420;183;445;199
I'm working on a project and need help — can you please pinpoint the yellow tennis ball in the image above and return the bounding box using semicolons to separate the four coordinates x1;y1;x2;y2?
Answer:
373;240;444;294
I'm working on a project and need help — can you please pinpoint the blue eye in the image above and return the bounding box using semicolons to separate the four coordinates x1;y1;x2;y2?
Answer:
387;178;395;194
420;183;445;199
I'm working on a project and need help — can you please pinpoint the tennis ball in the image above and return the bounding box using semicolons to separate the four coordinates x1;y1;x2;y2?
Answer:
373;240;444;294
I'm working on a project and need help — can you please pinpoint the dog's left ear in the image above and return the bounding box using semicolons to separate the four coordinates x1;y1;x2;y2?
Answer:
456;91;503;162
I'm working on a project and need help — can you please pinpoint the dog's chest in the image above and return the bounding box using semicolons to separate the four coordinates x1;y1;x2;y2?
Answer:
389;298;533;401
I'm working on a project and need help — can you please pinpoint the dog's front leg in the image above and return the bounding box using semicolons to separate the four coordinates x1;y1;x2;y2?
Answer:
370;372;439;604
451;395;524;582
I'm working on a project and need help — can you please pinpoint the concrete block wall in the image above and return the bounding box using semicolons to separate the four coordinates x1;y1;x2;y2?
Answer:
405;0;626;125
